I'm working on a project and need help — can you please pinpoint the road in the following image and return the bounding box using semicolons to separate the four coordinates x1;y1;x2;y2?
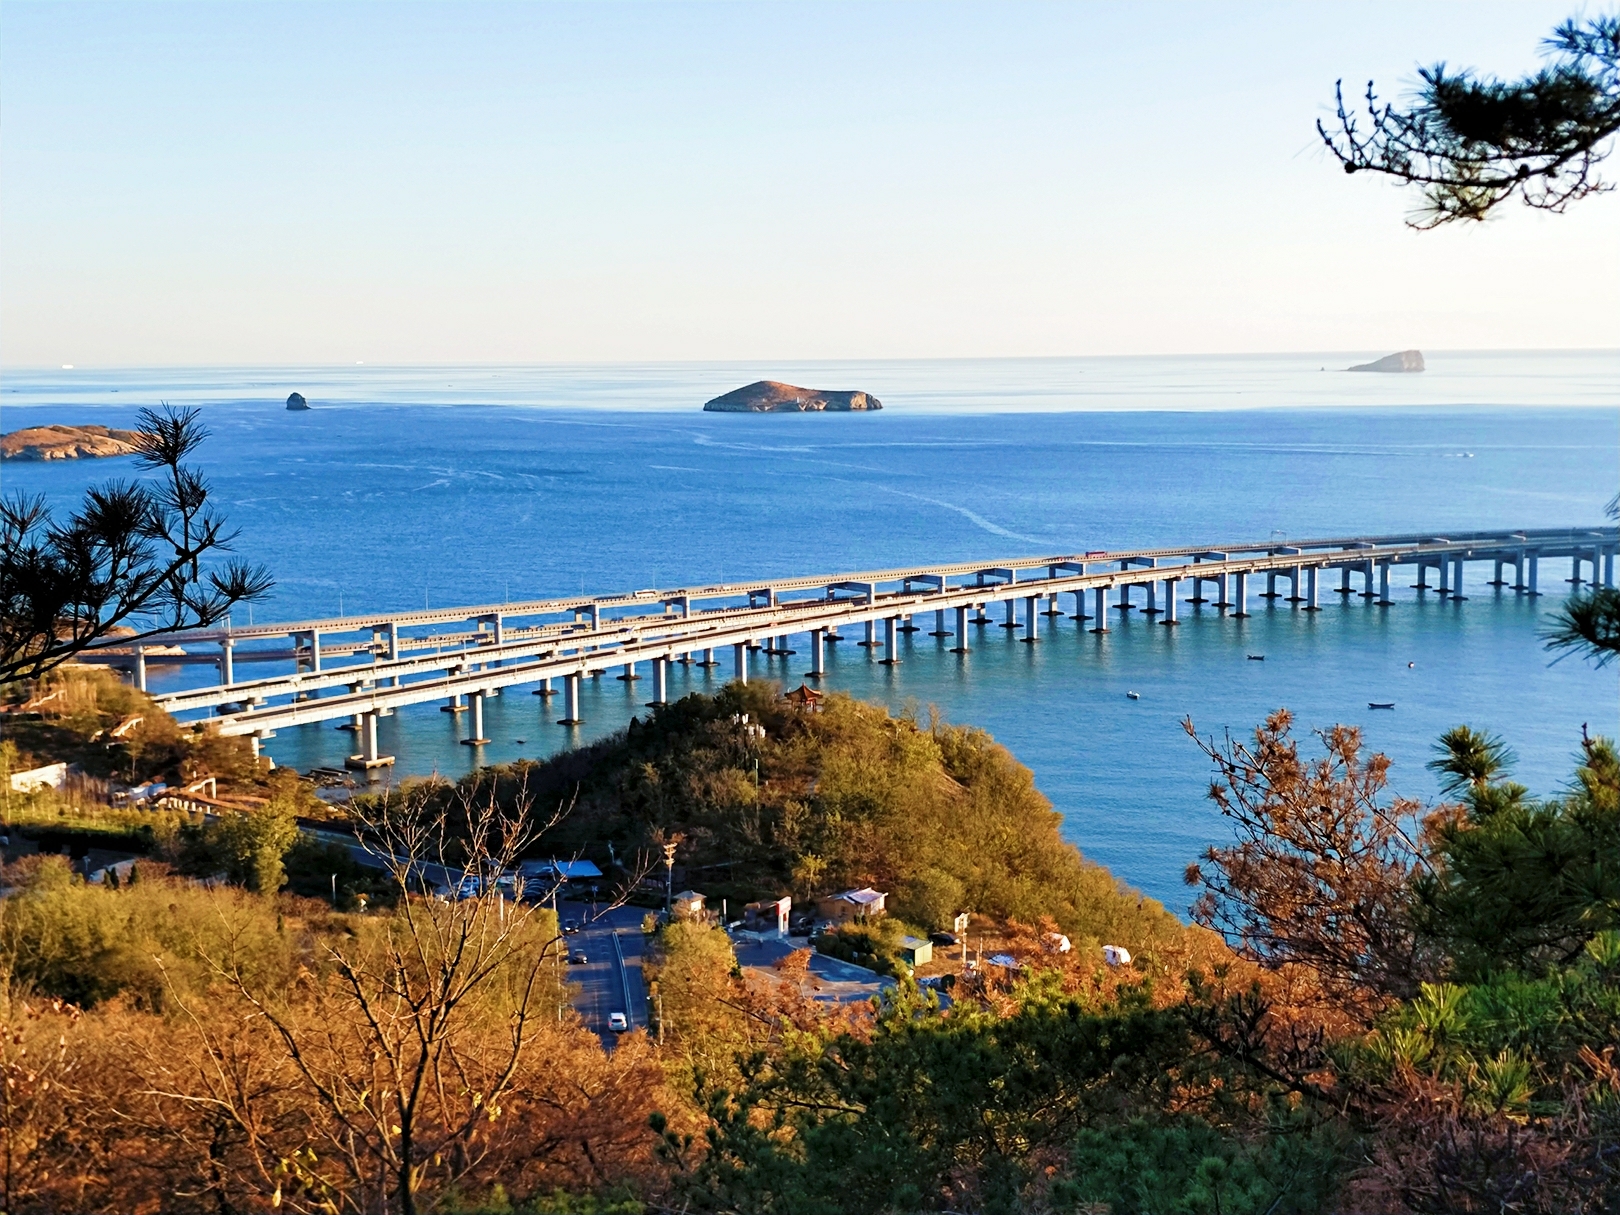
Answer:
563;899;650;1046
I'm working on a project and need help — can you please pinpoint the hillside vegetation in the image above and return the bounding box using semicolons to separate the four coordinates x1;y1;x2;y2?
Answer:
434;683;1182;953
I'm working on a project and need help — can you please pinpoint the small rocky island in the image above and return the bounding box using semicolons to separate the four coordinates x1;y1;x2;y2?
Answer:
0;424;143;461
1348;350;1424;373
286;392;311;410
703;380;882;413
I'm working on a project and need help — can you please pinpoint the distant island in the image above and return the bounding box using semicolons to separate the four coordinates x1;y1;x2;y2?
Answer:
1348;349;1424;373
287;392;311;410
703;380;882;413
0;423;143;461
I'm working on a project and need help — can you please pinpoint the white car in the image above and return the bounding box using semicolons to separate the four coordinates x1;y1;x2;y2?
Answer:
608;1012;629;1033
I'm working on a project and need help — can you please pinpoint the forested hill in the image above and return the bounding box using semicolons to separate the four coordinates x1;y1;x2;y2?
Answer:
447;683;1183;950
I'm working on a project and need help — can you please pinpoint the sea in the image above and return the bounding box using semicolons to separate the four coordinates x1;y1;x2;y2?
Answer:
4;351;1617;912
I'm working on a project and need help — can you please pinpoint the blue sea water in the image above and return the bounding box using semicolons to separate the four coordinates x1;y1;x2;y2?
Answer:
4;353;1617;910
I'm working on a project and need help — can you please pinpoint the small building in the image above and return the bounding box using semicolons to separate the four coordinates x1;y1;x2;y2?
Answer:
783;684;825;710
898;935;933;967
671;890;707;919
517;859;604;883
744;895;792;936
815;887;887;923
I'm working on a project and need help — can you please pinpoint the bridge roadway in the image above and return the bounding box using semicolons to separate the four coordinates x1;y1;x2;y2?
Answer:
121;526;1615;763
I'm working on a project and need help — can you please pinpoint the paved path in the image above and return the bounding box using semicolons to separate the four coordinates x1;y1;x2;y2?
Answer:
564;900;650;1046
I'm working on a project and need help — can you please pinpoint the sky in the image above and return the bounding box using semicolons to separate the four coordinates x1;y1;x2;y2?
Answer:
3;1;1617;367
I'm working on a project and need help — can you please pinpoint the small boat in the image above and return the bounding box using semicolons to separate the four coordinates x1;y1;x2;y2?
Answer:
1368;702;1395;710
515;738;527;744
1126;691;1140;700
1247;654;1265;661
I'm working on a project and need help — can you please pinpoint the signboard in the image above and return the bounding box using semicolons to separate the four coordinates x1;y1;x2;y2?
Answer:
953;912;970;934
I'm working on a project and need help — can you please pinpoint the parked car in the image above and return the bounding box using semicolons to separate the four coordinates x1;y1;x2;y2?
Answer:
929;931;958;947
608;1012;629;1033
569;949;589;965
563;919;582;935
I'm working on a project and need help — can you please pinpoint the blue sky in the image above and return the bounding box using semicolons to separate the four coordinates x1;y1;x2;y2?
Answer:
3;1;1616;366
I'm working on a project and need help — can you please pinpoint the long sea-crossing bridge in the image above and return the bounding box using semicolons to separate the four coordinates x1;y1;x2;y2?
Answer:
103;526;1618;769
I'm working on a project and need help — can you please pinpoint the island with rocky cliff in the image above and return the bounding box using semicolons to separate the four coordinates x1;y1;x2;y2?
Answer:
703;380;882;413
0;424;144;461
1348;350;1424;373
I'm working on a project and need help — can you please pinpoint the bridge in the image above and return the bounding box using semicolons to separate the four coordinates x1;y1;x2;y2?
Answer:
96;526;1617;769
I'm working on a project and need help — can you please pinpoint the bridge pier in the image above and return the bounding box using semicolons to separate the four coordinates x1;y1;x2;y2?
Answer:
1116;583;1132;612
341;682;364;731
951;605;971;652
1337;565;1352;596
898;615;920;634
1451;555;1467;601
461;691;489;746
532;676;555;698
1161;578;1179;625
1528;554;1540;596
617;661;640;682
219;639;235;685
346;712;394;770
1285;564;1304;604
1070;589;1089;621
1605;546;1615;587
1231;571;1250;618
1569;553;1584;585
442;690;466;714
1378;561;1392;605
733;642;748;683
649;657;668;706
134;647;148;692
1001;598;1019;629
778;633;796;653
930;608;951;637
880;616;902;664
1142;581;1160;616
1216;572;1231;609
1362;561;1376;598
1305;566;1320;611
1415;562;1430;591
558;673;582;725
1262;571;1278;600
1021;596;1040;643
860;620;880;648
1438;557;1452;597
698;647;717;667
1042;593;1062;617
809;628;826;676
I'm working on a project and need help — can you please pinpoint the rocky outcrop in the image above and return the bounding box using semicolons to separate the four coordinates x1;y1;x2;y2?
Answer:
0;424;143;461
286;392;310;410
703;380;882;413
1348;350;1425;373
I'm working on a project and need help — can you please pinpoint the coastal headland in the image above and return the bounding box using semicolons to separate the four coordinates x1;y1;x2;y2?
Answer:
0;423;143;461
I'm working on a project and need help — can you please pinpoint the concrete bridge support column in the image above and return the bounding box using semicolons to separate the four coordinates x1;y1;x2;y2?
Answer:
1142;582;1160;615
1162;579;1179;626
1071;589;1090;621
1117;584;1132;612
308;631;323;672
362;713;382;765
1489;558;1507;587
650;657;668;706
898;615;920;634
1452;556;1466;601
1091;587;1110;633
558;674;582;725
1305;567;1320;611
1338;566;1352;596
1605;546;1615;588
1263;571;1278;600
1570;554;1584;585
1001;598;1019;629
1437;558;1451;596
809;628;826;676
930;608;950;637
532;676;555;699
699;648;717;667
1043;593;1062;617
345;682;365;732
1187;575;1205;605
617;661;639;682
1232;571;1250;618
861;619;879;648
951;606;971;652
462;692;489;746
1528;554;1540;596
1362;562;1376;598
1378;562;1392;606
1286;565;1304;603
387;621;400;660
777;633;795;653
1021;596;1040;643
1217;573;1231;609
1513;551;1527;592
733;642;749;683
442;690;465;714
881;616;902;664
219;640;235;686
134;647;148;692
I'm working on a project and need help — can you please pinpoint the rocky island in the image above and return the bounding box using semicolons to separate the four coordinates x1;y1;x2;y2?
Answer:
286;392;310;410
703;380;882;413
1348;349;1424;373
0;424;144;461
